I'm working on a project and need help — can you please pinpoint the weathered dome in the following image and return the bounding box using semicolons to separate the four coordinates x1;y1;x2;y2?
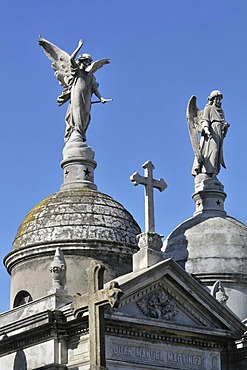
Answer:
13;187;140;251
5;188;141;307
163;214;247;273
163;213;247;319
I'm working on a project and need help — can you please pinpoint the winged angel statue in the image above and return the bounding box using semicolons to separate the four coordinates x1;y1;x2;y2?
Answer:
186;90;230;178
39;37;111;142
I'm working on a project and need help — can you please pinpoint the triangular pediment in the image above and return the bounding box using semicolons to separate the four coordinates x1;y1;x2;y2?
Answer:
117;280;215;329
111;259;245;338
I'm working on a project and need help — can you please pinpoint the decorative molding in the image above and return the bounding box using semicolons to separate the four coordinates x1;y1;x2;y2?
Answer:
192;273;247;285
118;282;161;308
136;289;178;320
5;243;135;274
0;330;50;356
165;285;210;328
119;280;210;328
0;311;66;356
105;326;222;349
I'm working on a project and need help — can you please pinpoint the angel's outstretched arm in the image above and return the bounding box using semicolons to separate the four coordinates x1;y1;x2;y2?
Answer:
70;39;84;61
93;88;103;101
92;78;109;104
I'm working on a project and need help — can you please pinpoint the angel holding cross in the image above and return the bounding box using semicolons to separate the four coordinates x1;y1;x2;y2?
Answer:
39;37;112;142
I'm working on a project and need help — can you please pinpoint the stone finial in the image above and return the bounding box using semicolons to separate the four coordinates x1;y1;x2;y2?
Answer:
211;280;229;306
49;248;67;292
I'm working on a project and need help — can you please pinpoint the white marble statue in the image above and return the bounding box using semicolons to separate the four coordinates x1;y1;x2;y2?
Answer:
39;37;111;142
187;90;230;178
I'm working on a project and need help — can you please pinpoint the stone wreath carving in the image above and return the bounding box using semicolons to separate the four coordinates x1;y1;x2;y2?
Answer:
137;290;178;320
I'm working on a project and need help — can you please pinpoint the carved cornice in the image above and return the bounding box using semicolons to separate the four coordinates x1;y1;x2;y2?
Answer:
4;243;135;274
192;273;247;285
0;327;51;356
0;303;230;361
118;282;161;308
165;284;210;328
0;310;67;357
105;323;224;350
66;324;89;337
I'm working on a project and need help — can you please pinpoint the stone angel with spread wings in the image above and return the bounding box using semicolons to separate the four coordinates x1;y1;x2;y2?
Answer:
39;37;112;142
186;91;230;178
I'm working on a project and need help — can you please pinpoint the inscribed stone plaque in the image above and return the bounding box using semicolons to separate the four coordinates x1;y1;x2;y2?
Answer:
108;338;220;370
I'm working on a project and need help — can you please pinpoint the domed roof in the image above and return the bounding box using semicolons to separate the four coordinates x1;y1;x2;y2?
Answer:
13;188;141;251
163;214;247;275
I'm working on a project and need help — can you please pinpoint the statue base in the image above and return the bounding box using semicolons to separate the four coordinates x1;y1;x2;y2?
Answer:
133;232;167;272
61;131;97;190
194;173;224;192
193;174;226;216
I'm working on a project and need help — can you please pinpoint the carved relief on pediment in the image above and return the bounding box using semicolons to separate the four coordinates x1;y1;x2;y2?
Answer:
136;289;178;320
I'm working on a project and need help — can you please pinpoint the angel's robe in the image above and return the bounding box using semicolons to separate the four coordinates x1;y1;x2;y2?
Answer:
192;104;229;176
60;63;99;142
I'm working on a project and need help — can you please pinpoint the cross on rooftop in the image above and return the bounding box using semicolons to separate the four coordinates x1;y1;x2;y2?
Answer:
71;260;123;370
130;160;167;233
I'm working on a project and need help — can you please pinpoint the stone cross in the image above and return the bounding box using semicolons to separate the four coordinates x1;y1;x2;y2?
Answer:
130;160;167;233
71;260;123;370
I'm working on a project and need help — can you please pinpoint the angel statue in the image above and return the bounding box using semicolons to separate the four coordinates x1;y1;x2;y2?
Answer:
186;90;230;179
39;37;112;142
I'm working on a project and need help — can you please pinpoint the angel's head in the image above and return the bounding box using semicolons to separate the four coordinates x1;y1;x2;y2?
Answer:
77;53;93;68
208;90;223;107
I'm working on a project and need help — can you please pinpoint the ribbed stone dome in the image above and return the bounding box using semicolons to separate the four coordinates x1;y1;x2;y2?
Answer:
13;187;140;251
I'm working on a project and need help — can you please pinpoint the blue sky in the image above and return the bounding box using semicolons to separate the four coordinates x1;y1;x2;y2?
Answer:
0;1;246;312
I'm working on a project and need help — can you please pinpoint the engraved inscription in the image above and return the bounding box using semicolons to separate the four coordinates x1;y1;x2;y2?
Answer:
112;343;204;368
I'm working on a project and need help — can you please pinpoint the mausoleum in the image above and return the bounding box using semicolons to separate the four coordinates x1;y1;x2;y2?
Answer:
0;38;247;370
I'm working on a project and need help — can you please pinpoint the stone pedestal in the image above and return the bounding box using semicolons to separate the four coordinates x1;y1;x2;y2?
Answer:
193;174;226;216
133;232;166;272
193;190;226;216
61;131;97;190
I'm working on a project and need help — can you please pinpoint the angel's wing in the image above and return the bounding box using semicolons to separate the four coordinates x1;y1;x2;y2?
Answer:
39;36;71;88
136;298;150;317
85;58;110;74
186;95;203;160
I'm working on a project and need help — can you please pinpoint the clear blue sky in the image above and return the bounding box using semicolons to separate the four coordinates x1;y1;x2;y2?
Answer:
0;1;246;312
